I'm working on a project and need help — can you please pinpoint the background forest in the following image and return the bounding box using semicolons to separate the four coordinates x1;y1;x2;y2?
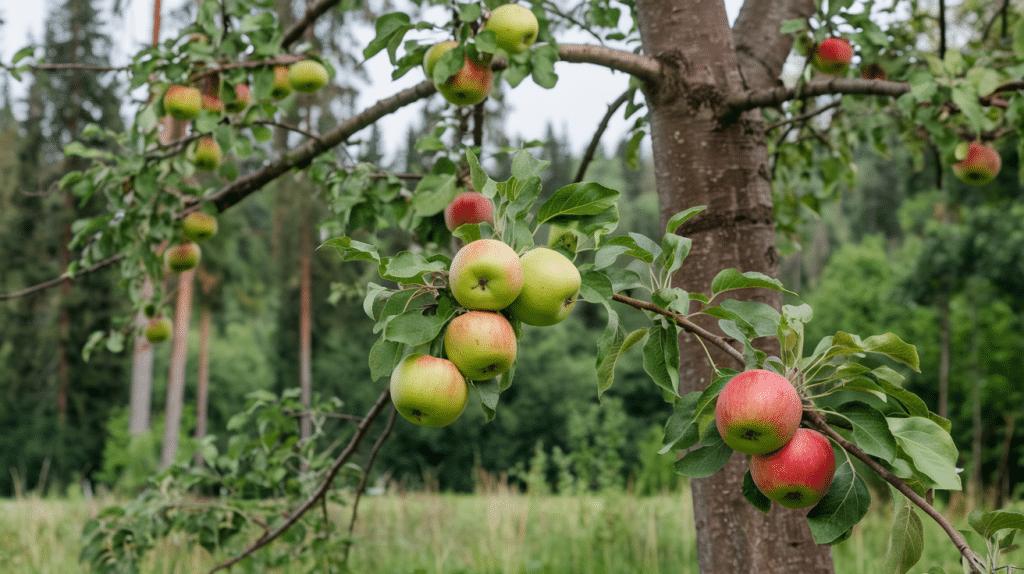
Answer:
0;0;1022;515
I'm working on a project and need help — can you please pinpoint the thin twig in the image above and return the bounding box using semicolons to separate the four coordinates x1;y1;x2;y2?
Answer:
575;90;630;183
764;100;842;132
981;0;1011;42
207;386;392;574
341;405;396;566
9;63;130;72
803;410;986;574
0;254;125;300
251;120;324;143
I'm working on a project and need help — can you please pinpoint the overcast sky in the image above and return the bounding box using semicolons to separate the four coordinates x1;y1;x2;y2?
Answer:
0;0;744;157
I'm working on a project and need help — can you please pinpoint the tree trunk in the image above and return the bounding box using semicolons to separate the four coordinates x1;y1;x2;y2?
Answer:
635;1;833;571
160;267;194;469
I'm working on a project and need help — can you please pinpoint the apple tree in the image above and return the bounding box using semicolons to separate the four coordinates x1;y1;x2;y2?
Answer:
5;0;1024;573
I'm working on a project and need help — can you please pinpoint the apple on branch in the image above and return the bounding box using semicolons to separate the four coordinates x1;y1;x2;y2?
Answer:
163;85;201;120
714;369;803;455
952;141;1001;185
144;316;172;343
192;136;223;171
483;4;539;55
506;247;581;327
224;84;250;113
289;59;329;93
390;354;469;427
270;65;292;99
444;191;494;232
750;428;836;509
181;212;218;242
811;37;853;75
448;239;523;311
443;310;517;380
164;242;201;273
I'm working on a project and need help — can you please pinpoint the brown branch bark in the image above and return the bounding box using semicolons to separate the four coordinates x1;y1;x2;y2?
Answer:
556;44;661;83
341;405;396;565
731;0;816;91
764;100;842;132
727;78;912;112
208;385;393;574
574;90;630;183
803;410;986;574
281;0;342;49
0;254;124;300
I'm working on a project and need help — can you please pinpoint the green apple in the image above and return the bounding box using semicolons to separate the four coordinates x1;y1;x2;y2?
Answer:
750;428;836;509
714;369;803;455
163;85;201;120
952;141;1001;185
436;57;494;106
443;311;517;380
390;354;469;427
448;239;523;310
483;4;539;54
181;212;218;242
193;136;222;171
224;84;250;113
144;317;172;343
289;60;329;93
423;40;459;79
270;65;292;99
506;248;581;326
164;242;201;273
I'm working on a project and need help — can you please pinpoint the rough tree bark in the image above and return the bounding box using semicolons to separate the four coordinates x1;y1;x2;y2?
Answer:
160;266;194;469
635;1;834;572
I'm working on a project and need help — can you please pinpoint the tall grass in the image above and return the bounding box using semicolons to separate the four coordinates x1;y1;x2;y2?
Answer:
1;488;1021;573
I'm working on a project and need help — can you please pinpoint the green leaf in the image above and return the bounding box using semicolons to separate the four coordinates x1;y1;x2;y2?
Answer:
967;509;1024;539
873;371;930;418
380;251;448;284
881;504;924;574
743;470;772;513
807;452;872;544
322;236;381;264
674;425;732;478
658;234;692;279
369;336;403;381
12;45;35;64
536;182;621;225
951;85;984;135
411;173;459;216
719;299;781;338
466;149;489;196
835;402;898;463
473;379;500;422
580;270;614;303
660;390;702;454
363;12;412;59
710;269;785;296
780;18;806;34
1015;17;1024;59
860;333;920;372
530;44;559;88
510;150;551;181
594;235;655;268
595;307;646;399
642;321;680;398
887;416;961;491
383;308;452;346
665;206;707;235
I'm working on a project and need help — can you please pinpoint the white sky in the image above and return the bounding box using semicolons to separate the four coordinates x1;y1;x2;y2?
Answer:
0;0;743;157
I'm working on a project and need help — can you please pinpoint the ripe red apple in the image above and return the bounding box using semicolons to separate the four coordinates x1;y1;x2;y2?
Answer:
483;4;539;54
444;192;495;232
952;141;1001;185
192;136;222;171
436;56;494;106
224;84;250;113
270;65;292;99
289;60;329;93
812;37;853;75
144;316;172;343
181;212;219;242
201;94;224;113
163;85;201;120
506;247;581;327
714;369;803;455
390;354;469;427
448;239;523;311
750;428;836;509
164;242;201;273
443;310;517;380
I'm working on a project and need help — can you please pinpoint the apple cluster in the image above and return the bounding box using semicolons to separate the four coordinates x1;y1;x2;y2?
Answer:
423;3;539;106
390;236;582;427
714;369;836;509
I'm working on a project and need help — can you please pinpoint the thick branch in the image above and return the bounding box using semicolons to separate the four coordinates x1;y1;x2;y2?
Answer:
803;410;986;574
611;293;745;367
731;0;816;91
574;90;630;183
556;44;661;84
208;385;393;574
727;78;911;112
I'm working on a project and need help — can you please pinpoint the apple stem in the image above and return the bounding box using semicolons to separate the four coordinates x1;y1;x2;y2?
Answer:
803;410;986;573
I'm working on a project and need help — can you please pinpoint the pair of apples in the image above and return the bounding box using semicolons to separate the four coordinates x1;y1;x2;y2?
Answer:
390;238;582;427
148;213;220;344
422;4;539;106
714;369;836;509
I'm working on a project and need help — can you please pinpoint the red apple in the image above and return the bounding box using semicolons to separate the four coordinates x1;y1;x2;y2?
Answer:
444;192;495;232
224;84;250;113
952;141;1001;185
812;37;853;75
443;310;517;380
270;65;292;99
714;369;802;455
201;94;224;113
192;136;222;171
750;428;836;509
436;57;494;106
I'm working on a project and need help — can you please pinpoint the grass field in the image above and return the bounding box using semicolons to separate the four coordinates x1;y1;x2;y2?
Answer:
0;488;1020;573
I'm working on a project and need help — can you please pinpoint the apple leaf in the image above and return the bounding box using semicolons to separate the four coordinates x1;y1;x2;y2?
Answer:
363;12;411;60
530;44;559;89
537;182;621;226
580;270;614;303
710;269;786;297
780;18;806;34
659;390;702;454
498;359;515;393
886;416;961;491
834;401;898;463
322;236;382;265
742;470;772;513
500;176;543;221
383;307;453;347
872;372;930;418
665;206;707;235
410;173;459;216
604;267;645;293
595;308;646;399
362;282;392;321
807;451;871;544
642;320;680;399
594;235;655;268
657;233;692;279
379;251;449;284
967;509;1024;539
881;503;924;574
368;336;404;381
510;149;552;182
651;288;690;315
466;149;490;197
673;425;732;478
473;379;501;422
860;333;920;372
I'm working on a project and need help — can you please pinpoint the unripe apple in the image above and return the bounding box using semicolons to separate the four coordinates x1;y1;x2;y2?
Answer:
164;242;201;273
436;57;494;106
811;37;853;75
506;248;581;327
444;192;495;232
423;40;459;80
163;85;202;120
144;316;172;343
444;311;517;380
750;428;836;509
448;239;523;311
952;141;1001;185
715;369;803;455
270;65;292;99
224;84;250;113
181;212;218;242
483;4;539;54
193;136;222;171
390;353;469;427
201;94;224;113
289;60;329;93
